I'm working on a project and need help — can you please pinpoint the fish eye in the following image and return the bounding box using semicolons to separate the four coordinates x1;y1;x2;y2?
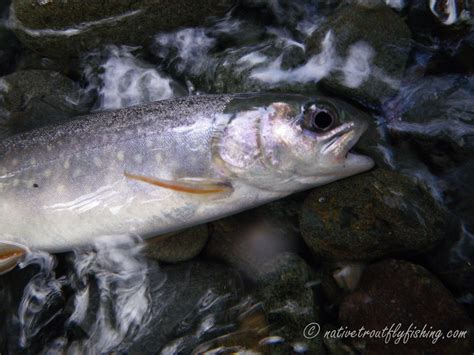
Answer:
302;104;336;132
311;110;334;131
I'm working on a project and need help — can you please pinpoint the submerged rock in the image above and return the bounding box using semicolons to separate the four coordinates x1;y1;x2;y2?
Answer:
0;70;90;134
9;0;235;58
384;75;474;165
299;169;449;261
129;260;243;354
339;259;473;354
305;4;411;106
254;253;324;354
144;224;209;263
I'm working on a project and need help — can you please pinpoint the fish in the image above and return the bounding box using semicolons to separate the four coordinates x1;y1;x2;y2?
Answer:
0;93;374;273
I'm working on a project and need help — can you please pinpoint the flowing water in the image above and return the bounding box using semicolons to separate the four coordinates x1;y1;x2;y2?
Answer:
0;0;473;353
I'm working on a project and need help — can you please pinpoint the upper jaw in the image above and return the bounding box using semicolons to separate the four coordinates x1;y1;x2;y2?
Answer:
320;120;368;160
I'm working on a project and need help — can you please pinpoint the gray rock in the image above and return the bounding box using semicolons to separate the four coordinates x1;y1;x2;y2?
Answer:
0;70;91;134
255;253;324;354
9;0;235;58
305;4;411;106
339;259;474;354
299;169;449;261
144;224;209;263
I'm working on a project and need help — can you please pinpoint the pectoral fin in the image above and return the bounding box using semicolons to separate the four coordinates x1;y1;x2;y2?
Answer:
0;241;29;275
124;172;233;195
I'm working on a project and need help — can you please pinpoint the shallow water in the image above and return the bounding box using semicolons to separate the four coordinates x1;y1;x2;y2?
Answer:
0;0;473;353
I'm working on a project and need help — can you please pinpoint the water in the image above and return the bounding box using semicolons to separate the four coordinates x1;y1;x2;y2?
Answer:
0;0;473;353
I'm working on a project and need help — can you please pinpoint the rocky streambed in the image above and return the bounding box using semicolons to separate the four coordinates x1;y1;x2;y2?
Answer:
0;0;473;354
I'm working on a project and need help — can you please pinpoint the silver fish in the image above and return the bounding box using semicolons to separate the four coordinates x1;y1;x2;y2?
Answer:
0;94;373;271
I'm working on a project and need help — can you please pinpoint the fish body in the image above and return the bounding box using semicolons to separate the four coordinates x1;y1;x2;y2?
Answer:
0;94;373;252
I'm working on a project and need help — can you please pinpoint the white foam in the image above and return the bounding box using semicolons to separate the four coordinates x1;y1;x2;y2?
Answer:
85;46;177;111
155;28;216;75
250;30;336;84
341;42;374;88
17;235;152;353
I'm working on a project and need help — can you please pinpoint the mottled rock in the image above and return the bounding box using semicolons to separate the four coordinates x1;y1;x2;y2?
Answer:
339;259;473;354
0;70;91;134
10;0;235;58
300;169;449;261
306;4;411;106
255;253;324;354
144;224;209;263
204;198;304;279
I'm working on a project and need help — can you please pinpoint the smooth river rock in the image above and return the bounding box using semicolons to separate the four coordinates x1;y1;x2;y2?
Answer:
339;259;473;354
0;70;91;134
305;4;411;106
9;0;235;58
144;224;209;263
299;169;449;261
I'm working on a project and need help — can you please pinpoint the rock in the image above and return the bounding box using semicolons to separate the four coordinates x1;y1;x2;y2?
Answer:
204;198;304;279
305;4;411;106
254;253;324;354
144;224;209;263
9;0;235;58
0;70;92;134
339;259;474;354
299;168;449;261
129;259;244;354
0;25;21;76
384;75;474;166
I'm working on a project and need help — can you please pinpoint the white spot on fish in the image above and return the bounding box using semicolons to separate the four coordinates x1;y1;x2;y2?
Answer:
133;154;143;164
57;185;66;193
43;169;52;178
73;168;82;178
155;153;163;164
93;157;103;168
46;145;53;152
117;151;125;161
30;158;37;165
64;159;70;169
12;179;20;187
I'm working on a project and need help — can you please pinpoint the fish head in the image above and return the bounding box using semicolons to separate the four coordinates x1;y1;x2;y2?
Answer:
216;94;374;192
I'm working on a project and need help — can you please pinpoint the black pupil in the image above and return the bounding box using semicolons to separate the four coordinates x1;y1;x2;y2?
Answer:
312;111;333;130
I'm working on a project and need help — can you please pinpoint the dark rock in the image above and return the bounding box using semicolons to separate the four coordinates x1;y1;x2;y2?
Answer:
339;259;474;354
0;25;21;76
300;168;449;261
204;198;304;279
144;224;209;263
9;0;235;58
384;75;474;167
305;4;411;106
254;253;324;354
129;259;243;354
0;70;91;134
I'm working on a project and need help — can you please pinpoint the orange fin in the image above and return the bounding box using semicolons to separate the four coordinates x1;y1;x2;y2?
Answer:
0;241;29;275
124;172;233;195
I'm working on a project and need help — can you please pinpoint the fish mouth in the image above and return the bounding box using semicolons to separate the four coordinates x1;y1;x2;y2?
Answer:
321;120;374;170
